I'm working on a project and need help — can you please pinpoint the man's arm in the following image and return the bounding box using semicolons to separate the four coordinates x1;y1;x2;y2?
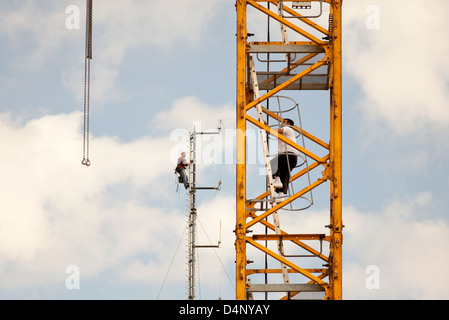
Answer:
262;119;284;134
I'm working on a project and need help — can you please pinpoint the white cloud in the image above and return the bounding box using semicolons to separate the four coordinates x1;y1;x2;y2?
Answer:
119;193;237;299
0;97;235;298
83;0;221;104
0;1;69;70
0;110;185;289
342;194;449;299
153;96;234;133
271;191;449;299
154;96;236;167
0;0;222;104
343;0;449;134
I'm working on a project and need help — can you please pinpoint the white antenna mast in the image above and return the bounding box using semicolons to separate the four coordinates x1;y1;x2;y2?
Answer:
187;121;222;300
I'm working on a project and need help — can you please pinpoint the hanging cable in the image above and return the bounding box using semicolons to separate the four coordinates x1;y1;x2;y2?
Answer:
156;226;187;300
82;0;93;166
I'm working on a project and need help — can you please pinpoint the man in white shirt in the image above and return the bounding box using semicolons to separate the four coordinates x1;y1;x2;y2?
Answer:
271;118;298;202
175;152;192;189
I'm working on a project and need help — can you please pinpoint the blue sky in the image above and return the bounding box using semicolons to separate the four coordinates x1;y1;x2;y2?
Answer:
1;0;449;300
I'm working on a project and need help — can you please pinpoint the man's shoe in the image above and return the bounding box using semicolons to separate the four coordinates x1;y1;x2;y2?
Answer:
272;176;283;189
275;192;284;204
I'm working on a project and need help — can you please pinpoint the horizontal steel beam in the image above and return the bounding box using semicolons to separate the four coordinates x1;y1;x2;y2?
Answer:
252;233;327;241
248;44;325;54
247;284;325;292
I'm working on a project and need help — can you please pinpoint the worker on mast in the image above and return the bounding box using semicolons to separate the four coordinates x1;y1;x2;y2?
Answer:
176;152;192;189
271;118;298;202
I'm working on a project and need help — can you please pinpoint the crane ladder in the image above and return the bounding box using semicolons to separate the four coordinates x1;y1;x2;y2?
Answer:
248;53;290;287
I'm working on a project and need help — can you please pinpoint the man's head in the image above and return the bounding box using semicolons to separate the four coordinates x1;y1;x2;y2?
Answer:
181;152;186;158
283;118;294;126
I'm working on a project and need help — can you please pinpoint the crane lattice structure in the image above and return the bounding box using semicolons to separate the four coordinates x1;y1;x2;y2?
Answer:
235;0;343;300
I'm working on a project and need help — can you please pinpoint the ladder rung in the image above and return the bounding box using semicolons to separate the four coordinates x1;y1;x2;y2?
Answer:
293;1;312;10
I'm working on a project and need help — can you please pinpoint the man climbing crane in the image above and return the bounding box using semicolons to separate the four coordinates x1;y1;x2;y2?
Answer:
271;118;298;203
175;152;193;189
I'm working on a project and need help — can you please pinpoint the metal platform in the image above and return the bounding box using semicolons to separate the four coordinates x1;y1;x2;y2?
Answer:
248;43;330;91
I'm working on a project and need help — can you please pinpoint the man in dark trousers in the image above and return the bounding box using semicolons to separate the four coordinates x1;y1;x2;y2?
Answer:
271;118;297;203
176;152;192;189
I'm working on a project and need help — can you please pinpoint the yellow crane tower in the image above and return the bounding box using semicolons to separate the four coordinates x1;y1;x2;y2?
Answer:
235;0;342;300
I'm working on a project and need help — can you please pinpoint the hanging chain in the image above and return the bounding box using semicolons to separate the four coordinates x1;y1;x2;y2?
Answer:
82;0;93;166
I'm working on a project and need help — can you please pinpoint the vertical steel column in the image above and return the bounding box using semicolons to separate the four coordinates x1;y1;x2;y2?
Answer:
329;0;342;300
235;0;248;301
